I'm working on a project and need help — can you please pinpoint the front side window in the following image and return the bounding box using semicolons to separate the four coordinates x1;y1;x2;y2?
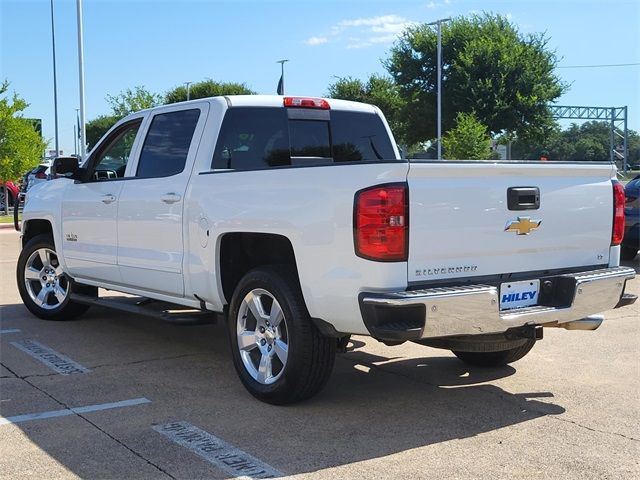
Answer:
93;120;141;180
136;109;200;179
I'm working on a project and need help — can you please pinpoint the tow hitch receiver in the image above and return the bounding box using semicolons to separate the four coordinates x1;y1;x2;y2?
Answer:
509;325;544;341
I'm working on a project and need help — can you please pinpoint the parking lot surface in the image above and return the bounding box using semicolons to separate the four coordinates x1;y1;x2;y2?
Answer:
1;228;639;479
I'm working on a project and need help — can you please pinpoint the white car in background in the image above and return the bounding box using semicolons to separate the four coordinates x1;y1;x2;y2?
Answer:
20;160;53;197
22;157;81;196
26;162;52;189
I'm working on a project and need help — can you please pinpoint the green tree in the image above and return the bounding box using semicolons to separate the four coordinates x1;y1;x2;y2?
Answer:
106;86;161;117
512;121;640;163
85;114;121;150
165;79;255;104
386;13;566;145
327;74;407;144
85;86;160;151
442;112;493;160
0;81;47;208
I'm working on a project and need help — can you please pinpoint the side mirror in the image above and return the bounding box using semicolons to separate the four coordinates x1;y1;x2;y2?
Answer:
51;156;79;178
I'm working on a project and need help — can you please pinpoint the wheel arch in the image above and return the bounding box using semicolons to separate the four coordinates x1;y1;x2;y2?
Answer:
22;219;54;247
218;232;300;305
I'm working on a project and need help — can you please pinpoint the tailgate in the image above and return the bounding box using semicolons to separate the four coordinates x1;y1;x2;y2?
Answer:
407;161;615;283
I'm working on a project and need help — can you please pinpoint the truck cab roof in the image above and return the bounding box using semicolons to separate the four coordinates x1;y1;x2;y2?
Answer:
138;95;379;115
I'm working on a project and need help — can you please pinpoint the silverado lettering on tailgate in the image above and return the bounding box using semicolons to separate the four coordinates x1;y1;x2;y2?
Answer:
415;265;478;277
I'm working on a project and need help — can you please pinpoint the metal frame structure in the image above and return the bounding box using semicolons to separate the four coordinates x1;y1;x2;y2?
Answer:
550;105;629;171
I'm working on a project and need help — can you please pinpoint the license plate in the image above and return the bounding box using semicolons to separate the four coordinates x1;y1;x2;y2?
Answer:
500;279;540;310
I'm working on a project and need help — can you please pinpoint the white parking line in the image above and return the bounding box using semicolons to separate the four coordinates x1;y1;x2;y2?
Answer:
154;421;284;479
11;339;90;374
0;329;21;334
0;397;151;426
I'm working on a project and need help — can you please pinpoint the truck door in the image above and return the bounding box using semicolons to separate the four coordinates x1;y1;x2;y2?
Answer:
116;103;208;296
61;118;144;284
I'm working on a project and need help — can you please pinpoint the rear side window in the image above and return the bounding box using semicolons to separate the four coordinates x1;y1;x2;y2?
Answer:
212;108;289;170
211;106;397;171
136;109;200;178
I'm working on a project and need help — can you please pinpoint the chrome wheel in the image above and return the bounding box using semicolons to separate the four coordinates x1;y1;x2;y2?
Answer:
236;288;289;385
23;247;68;310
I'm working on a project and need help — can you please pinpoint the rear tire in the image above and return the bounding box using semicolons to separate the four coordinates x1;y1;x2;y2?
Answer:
16;234;95;321
452;339;536;367
228;266;336;405
620;245;638;261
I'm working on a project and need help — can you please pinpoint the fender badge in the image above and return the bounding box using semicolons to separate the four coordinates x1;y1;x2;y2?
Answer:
505;216;541;235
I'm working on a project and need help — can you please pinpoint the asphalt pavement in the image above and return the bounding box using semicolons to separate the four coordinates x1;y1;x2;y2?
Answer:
1;228;638;479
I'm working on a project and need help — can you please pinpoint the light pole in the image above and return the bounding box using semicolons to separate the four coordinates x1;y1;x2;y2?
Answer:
184;81;192;101
276;59;289;95
50;0;59;156
75;108;80;156
76;0;87;159
427;18;450;160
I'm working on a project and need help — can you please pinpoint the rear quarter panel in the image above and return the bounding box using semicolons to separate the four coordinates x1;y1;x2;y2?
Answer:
186;162;409;335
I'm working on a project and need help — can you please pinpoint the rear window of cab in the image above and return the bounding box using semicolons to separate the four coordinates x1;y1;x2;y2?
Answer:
211;107;397;170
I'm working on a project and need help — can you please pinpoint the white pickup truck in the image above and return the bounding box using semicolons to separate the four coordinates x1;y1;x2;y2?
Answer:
17;95;637;404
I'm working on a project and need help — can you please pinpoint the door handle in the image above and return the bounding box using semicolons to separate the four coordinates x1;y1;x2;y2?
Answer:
161;193;182;204
101;194;116;204
507;187;540;211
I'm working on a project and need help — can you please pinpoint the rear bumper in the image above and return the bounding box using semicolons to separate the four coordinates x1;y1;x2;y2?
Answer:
359;267;637;342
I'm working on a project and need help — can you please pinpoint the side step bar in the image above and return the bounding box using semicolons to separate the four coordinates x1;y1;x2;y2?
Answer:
70;293;218;325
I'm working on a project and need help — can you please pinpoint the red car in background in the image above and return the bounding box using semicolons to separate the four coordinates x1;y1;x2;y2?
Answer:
0;181;20;211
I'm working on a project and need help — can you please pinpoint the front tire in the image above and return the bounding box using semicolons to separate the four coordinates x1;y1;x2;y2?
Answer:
16;234;95;321
452;339;536;367
228;266;336;405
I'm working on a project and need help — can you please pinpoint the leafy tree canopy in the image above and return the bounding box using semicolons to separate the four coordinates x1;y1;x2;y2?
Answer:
86;86;160;152
0;80;47;183
86;81;254;152
165;79;255;104
512;121;640;164
442;112;493;160
85;114;121;151
106;86;162;117
386;13;566;145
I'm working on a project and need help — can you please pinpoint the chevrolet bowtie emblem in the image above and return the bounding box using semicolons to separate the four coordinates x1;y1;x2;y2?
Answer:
505;216;542;235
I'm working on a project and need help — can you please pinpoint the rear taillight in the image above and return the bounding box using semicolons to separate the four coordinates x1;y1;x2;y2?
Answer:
354;184;408;261
612;180;625;246
283;96;330;109
35;171;47;179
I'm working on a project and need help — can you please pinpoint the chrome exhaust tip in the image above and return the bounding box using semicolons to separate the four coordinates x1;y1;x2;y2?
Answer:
560;314;604;331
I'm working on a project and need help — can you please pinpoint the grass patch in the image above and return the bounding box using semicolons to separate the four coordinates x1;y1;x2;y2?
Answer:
0;213;20;223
